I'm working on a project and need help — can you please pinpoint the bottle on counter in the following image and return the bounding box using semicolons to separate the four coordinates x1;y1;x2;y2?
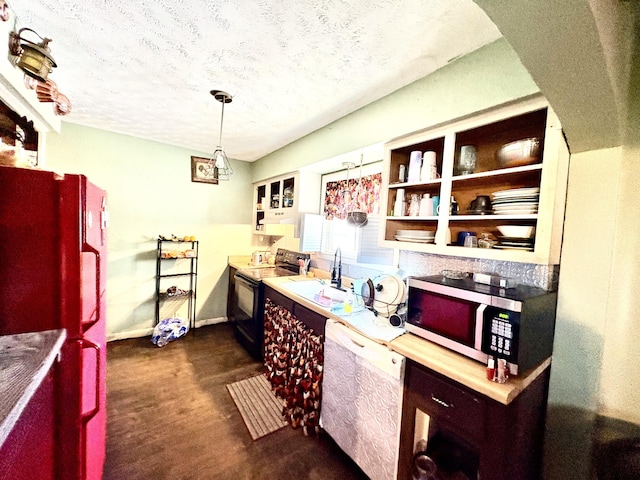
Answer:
344;288;354;314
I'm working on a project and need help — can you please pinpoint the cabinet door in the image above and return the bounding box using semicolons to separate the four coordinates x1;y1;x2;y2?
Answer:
254;184;267;233
269;179;282;209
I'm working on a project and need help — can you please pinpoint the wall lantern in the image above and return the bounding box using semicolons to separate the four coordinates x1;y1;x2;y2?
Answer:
8;27;57;82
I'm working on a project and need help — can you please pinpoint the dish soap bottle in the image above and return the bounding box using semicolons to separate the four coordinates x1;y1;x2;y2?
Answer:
344;288;354;314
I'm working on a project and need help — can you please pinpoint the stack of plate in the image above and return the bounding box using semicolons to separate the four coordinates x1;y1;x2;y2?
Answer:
494;225;535;251
394;229;435;243
491;187;540;215
494;237;535;251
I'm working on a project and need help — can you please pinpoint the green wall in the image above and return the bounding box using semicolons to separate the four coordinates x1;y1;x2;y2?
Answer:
44;123;259;336
252;39;539;181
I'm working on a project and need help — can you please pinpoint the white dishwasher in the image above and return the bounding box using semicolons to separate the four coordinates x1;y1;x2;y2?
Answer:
321;319;406;480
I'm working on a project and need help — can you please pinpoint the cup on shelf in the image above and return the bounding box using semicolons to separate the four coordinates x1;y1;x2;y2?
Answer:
421;151;438;181
408;151;422;182
398;164;406;183
419;194;433;217
463;235;478;248
457;145;477;175
457;231;477;246
432;196;440;215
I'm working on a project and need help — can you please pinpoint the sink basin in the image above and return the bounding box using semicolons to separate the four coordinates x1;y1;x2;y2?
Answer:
281;281;347;308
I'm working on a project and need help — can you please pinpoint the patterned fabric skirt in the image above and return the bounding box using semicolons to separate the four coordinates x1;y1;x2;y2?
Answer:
263;298;323;435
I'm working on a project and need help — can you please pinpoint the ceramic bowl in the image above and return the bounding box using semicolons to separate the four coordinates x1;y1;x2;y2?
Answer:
497;225;535;239
496;137;541;167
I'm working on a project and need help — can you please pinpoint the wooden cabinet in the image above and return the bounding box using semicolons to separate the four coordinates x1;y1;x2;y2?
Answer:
252;171;321;235
398;359;550;480
380;95;569;264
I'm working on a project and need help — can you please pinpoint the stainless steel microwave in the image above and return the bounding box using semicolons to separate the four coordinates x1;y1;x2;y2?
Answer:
406;275;557;375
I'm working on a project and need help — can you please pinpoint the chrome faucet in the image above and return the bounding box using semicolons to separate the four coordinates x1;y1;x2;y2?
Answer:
331;248;342;289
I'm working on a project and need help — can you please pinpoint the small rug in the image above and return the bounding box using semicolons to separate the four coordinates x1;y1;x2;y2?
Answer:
226;374;287;440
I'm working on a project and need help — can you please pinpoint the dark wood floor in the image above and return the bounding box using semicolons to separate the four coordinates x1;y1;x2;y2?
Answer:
104;322;369;480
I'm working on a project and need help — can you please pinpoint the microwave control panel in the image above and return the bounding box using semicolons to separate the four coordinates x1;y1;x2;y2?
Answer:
481;307;520;362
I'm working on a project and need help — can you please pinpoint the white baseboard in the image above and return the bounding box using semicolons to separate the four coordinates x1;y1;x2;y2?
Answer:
107;317;229;342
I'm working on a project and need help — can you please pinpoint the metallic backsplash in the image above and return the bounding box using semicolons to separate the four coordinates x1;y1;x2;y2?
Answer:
399;251;559;291
312;251;559;291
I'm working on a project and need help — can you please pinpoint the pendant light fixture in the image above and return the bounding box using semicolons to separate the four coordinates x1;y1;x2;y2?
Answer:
209;89;234;180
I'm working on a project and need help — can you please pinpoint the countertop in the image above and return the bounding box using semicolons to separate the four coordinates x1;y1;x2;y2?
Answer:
261;275;550;405
0;329;66;448
228;256;274;270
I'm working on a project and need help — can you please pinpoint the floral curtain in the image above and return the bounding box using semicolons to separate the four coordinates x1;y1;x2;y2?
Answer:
263;298;323;436
323;172;382;220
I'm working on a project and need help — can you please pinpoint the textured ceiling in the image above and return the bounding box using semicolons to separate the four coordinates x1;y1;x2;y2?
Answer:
11;0;501;162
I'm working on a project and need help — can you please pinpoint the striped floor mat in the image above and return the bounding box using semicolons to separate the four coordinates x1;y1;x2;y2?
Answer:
226;374;287;440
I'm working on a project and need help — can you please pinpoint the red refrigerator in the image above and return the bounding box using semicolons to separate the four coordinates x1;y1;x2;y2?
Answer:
0;166;107;480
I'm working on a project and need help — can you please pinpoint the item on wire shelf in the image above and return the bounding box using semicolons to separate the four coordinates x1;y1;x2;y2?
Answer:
166;286;188;297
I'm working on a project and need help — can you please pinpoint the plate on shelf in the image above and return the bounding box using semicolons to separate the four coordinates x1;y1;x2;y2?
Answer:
498;236;535;244
491;196;539;205
493;244;534;251
394;235;435;243
493;202;539;210
492;187;540;198
396;229;435;238
498;240;534;247
493;209;538;215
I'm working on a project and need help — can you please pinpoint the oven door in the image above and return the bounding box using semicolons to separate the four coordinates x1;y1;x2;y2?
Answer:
232;273;264;359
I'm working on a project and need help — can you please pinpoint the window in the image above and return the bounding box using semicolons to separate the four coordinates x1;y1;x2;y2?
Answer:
320;162;395;266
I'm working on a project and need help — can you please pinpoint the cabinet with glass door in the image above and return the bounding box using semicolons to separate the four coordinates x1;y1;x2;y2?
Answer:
380;95;570;265
252;171;320;235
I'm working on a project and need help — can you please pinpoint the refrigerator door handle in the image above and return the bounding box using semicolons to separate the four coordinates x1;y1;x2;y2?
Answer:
81;338;101;423
82;244;101;331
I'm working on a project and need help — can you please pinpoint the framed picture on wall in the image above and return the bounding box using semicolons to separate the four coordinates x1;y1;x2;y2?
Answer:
191;156;218;184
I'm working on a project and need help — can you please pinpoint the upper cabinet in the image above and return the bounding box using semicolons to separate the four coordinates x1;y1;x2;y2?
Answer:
253;170;321;235
379;95;570;265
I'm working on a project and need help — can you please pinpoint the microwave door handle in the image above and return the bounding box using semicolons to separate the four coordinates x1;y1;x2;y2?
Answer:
475;304;487;350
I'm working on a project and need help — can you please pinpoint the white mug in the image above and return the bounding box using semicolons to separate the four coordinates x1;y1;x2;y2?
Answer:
408;151;422;183
422;151;439;180
423;151;436;165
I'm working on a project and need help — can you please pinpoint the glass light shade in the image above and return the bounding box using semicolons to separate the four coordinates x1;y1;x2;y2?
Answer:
17;44;56;82
212;146;233;180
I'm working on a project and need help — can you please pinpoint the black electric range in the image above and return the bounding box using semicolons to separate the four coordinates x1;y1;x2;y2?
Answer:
231;249;309;359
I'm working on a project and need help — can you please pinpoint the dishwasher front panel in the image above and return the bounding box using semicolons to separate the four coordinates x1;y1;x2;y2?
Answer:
321;320;405;480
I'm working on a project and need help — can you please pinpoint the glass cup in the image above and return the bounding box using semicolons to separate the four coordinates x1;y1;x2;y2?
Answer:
463;235;478;248
457;145;477;175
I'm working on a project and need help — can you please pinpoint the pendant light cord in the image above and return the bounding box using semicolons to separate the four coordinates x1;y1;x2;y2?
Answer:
218;100;225;147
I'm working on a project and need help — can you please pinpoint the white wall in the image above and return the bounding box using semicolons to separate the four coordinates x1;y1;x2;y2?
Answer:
43;123;267;338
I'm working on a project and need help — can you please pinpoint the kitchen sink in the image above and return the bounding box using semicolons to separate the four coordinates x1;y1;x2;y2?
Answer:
280;280;347;308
